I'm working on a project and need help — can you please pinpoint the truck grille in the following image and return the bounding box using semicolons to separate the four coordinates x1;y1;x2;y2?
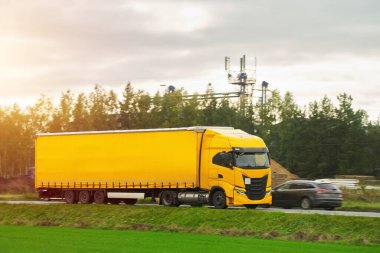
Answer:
243;175;268;200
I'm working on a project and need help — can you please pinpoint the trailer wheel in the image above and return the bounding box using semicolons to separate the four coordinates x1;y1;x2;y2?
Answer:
64;190;77;204
213;190;227;209
78;190;92;204
93;190;106;204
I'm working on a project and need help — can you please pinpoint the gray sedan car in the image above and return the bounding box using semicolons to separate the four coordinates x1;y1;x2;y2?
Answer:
272;180;343;210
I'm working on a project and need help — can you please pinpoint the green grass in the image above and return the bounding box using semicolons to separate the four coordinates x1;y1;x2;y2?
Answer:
338;200;380;212
0;225;379;253
0;193;38;201
0;203;379;245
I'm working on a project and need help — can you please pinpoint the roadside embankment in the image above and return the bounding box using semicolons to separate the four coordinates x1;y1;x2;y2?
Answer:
0;203;379;245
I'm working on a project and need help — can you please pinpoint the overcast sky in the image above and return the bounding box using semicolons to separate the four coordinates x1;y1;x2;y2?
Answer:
0;0;379;119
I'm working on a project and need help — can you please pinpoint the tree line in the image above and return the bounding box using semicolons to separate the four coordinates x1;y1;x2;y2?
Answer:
0;83;379;178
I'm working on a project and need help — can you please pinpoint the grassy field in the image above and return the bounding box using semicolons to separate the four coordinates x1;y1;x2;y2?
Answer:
338;200;380;212
1;225;379;253
0;193;38;201
0;203;379;245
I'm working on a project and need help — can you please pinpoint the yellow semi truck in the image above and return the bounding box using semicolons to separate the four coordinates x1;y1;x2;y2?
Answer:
35;127;272;209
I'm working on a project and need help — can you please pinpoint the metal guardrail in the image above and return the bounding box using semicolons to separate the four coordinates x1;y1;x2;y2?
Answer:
315;178;380;190
314;179;359;189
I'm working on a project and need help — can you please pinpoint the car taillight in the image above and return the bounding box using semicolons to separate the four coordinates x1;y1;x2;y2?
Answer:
315;189;327;194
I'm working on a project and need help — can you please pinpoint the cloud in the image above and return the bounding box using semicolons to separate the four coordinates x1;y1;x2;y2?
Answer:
0;0;379;119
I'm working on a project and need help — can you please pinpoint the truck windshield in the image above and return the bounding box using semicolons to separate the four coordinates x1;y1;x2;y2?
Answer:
234;152;269;169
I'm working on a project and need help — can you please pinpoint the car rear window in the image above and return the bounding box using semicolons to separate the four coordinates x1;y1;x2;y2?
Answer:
318;183;337;190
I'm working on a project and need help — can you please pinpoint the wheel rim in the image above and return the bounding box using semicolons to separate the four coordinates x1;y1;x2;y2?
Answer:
79;191;90;204
65;191;76;204
301;198;310;209
94;191;105;204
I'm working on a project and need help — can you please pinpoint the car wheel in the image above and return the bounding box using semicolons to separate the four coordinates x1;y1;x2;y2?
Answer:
301;197;311;209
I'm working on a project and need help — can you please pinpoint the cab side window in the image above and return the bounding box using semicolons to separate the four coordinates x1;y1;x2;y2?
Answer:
212;152;232;168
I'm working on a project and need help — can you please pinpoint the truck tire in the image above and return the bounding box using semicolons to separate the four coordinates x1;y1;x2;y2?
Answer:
160;190;179;207
124;199;137;205
213;190;227;209
78;190;92;204
93;190;106;204
64;190;77;204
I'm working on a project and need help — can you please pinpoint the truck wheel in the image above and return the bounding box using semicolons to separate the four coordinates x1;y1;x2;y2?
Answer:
124;199;137;205
213;190;227;209
161;190;179;206
78;190;92;204
64;190;77;204
94;190;106;204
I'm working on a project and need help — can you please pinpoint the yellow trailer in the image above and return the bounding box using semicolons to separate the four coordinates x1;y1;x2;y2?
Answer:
35;127;272;208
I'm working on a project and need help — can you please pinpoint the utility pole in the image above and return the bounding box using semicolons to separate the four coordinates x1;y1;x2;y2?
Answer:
261;81;269;126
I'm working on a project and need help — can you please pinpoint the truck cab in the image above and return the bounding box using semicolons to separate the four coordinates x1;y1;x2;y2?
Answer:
201;128;272;208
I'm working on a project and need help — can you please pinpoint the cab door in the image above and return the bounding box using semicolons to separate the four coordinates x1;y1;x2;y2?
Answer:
209;151;235;187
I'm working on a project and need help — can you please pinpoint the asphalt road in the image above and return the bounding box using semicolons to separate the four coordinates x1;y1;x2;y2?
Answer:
1;200;379;218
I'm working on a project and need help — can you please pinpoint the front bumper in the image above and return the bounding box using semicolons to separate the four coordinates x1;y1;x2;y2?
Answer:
313;198;343;207
232;188;272;206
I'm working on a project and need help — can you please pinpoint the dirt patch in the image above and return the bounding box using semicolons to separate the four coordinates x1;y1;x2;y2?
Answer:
271;160;298;186
35;220;60;227
129;223;154;231
219;228;255;236
262;230;280;239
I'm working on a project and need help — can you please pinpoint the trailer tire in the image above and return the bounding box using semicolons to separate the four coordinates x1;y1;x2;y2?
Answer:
64;190;77;204
213;190;227;209
78;190;92;204
94;190;107;204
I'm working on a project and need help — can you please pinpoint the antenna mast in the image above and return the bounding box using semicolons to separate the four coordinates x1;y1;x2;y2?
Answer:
225;55;256;113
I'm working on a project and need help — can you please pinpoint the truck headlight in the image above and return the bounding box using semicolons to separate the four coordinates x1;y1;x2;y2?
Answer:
236;189;246;195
